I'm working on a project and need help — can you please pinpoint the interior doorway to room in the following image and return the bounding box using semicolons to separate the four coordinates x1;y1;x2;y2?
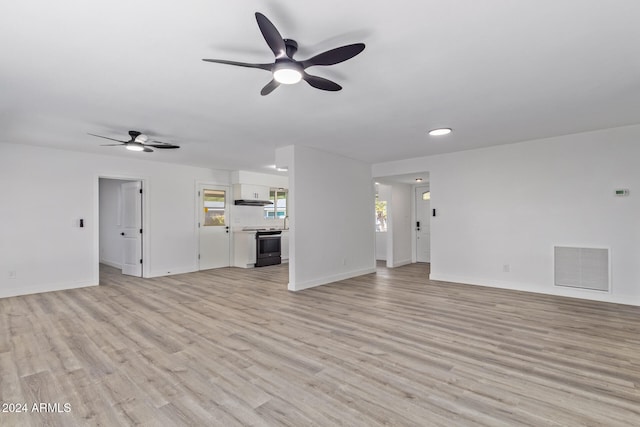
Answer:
197;184;231;270
373;172;430;268
98;178;144;277
415;185;431;263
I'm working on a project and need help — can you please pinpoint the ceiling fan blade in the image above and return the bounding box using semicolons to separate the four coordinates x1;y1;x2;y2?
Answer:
301;43;365;68
303;73;342;91
260;79;280;96
255;12;286;57
143;147;154;153
202;58;272;71
100;144;125;146
88;133;127;143
148;142;180;149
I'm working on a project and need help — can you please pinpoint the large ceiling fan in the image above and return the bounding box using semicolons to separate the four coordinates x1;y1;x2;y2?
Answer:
89;130;180;152
202;12;365;95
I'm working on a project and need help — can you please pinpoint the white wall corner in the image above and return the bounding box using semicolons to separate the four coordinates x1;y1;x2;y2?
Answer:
288;267;377;292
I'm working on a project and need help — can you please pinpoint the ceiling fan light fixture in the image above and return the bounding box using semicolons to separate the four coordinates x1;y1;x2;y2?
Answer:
428;128;452;136
273;67;302;84
126;143;145;152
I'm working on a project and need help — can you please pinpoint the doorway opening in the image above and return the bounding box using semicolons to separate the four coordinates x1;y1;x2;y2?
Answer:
373;172;430;270
98;177;145;280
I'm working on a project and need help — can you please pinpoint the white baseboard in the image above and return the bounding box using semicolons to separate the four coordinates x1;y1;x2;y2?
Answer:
388;259;412;268
147;266;197;278
0;280;98;299
100;259;122;269
429;274;640;307
289;267;377;292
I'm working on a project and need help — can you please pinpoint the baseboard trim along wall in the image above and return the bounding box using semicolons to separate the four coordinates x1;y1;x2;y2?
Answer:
289;267;377;292
429;274;639;307
99;259;122;269
0;280;98;299
148;266;198;278
388;259;412;268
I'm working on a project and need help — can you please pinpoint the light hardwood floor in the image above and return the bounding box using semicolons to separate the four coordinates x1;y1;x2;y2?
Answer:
1;262;640;426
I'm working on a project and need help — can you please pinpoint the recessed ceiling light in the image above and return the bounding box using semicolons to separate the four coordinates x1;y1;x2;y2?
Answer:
415;178;423;182
276;167;288;172
428;128;452;136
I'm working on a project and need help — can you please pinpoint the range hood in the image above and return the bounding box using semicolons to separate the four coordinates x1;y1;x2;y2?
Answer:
234;199;274;207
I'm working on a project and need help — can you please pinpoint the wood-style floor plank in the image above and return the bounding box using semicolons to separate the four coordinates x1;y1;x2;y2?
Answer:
0;262;639;426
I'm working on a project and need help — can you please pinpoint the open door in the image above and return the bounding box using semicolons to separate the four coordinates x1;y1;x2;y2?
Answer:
198;185;231;270
121;181;143;276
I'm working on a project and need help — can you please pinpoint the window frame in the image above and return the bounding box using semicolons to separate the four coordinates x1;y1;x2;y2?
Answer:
264;188;288;220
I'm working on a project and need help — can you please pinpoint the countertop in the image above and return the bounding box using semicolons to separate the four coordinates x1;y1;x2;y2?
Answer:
234;228;289;234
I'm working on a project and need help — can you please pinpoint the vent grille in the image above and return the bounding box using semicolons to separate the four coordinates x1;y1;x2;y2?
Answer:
554;247;609;291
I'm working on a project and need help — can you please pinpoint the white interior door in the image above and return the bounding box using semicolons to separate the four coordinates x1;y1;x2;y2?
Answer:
198;185;230;270
121;181;142;276
415;186;430;263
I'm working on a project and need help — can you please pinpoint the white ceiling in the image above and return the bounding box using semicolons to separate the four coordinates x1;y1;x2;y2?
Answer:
2;1;639;173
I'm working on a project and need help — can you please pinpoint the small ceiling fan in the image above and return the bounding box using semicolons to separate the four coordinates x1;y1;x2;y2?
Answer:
202;12;365;95
89;130;180;152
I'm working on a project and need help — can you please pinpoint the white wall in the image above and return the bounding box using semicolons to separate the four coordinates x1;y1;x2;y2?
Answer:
373;125;640;305
277;145;376;291
375;232;387;260
0;143;229;298
388;183;413;267
99;178;135;268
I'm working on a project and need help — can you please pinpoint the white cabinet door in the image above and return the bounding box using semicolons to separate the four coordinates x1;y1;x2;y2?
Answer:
233;233;256;268
281;233;289;260
234;184;270;200
254;185;270;200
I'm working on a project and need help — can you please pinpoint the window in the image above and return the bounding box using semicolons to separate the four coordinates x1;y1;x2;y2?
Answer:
375;195;387;232
203;189;225;226
422;191;430;200
264;188;288;219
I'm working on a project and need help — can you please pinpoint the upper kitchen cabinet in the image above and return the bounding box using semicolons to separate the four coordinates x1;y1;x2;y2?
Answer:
233;184;270;201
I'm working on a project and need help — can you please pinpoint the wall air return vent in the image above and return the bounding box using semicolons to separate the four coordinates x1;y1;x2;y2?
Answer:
554;246;609;291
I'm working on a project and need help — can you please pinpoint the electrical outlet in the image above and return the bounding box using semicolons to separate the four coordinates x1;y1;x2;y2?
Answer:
8;271;16;279
503;264;510;273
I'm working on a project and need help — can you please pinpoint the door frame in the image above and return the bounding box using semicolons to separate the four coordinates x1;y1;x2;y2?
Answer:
195;181;232;269
95;175;149;280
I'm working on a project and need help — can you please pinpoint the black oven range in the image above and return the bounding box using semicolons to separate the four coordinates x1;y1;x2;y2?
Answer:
255;230;282;267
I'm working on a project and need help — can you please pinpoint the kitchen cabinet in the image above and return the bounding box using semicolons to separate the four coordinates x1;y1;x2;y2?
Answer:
233;232;256;268
234;230;287;267
233;184;270;201
281;231;289;262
